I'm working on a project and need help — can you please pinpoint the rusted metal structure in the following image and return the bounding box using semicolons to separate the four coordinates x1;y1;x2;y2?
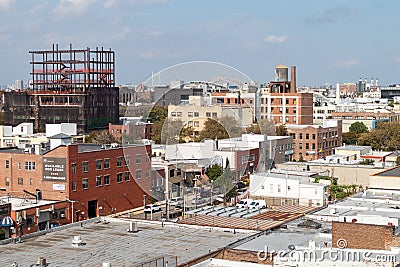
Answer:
2;44;119;133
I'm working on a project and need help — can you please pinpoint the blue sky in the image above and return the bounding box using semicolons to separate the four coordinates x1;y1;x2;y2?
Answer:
0;0;399;87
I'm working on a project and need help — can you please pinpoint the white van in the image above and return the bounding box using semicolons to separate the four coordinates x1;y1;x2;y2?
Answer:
248;200;266;210
236;198;253;208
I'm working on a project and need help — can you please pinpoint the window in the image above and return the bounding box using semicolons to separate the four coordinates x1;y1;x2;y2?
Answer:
288;186;291;191
125;171;130;181
171;112;176;117
206;112;211;118
250;99;253;104
293;108;297;114
146;169;150;178
299;133;303;139
312;134;316;140
18;162;21;170
96;176;102;187
261;185;265;189
136;170;142;180
278;184;281;193
293;117;297;122
71;163;76;174
5;177;10;186
17;178;23;185
242;155;247;164
124;156;130;166
194;112;199;117
25;161;36;170
5;160;9;169
96;159;102;170
136;154;142;164
82;178;89;189
117;173;123;183
72;181;76;191
299;143;303;149
306;134;309;140
194;121;199;127
169;169;175;177
279;116;283;122
104;158;110;169
52;209;66;220
306;143;309;149
315;189;318;195
26;215;34;226
104;175;110;185
177;112;182;117
117;157;123;167
212;112;217;118
188;112;193;117
82;161;89;172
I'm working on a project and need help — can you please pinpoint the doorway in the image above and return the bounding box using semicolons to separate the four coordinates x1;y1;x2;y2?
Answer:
88;200;98;218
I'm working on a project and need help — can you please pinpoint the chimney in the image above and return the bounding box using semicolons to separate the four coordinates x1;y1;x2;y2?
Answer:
290;66;296;93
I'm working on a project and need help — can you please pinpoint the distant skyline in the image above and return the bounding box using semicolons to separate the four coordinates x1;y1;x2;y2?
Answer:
0;0;399;87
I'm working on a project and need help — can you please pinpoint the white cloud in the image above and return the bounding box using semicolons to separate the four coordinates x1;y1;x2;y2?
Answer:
0;0;15;12
53;0;96;17
139;50;155;59
264;35;287;44
103;0;116;8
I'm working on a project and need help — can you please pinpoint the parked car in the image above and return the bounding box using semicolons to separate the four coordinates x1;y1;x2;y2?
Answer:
170;197;183;206
248;200;266;210
201;190;211;198
144;204;162;213
236;198;253;209
191;196;206;205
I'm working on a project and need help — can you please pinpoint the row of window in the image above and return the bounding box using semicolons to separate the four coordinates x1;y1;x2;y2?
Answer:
296;140;339;150
290;132;339;140
241;154;255;164
71;154;149;174
4;177;34;186
260;98;298;105
171;111;219;118
260;107;297;114
71;170;150;191
5;160;36;171
187;121;200;127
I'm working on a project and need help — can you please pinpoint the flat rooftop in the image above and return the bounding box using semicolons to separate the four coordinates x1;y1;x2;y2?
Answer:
0;219;251;266
0;197;63;211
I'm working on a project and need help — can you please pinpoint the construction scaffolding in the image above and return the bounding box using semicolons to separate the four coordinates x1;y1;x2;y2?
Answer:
21;44;119;133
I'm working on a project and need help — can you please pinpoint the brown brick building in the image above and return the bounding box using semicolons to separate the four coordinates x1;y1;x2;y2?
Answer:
259;65;313;125
109;121;153;140
0;143;151;222
332;221;400;250
286;120;342;161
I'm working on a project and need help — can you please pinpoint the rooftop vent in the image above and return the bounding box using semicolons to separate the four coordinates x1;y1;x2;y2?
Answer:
297;219;322;229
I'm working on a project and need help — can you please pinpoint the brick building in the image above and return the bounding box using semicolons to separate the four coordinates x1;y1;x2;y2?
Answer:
259;65;313;125
332;221;400;250
286;120;342;161
0;143;151;223
109;121;153;140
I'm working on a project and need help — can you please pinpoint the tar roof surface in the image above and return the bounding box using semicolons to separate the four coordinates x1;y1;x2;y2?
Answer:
0;219;251;267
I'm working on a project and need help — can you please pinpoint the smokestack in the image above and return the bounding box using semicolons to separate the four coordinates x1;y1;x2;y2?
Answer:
336;83;340;103
371;78;374;86
376;78;379;87
290;66;296;93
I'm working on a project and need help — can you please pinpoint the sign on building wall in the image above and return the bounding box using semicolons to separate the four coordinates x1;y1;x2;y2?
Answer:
43;158;67;181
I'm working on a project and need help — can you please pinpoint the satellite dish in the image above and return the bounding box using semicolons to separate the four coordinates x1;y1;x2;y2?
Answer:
288;245;295;251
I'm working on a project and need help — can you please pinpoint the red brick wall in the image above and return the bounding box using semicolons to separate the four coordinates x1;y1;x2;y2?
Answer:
332;221;394;250
66;144;152;219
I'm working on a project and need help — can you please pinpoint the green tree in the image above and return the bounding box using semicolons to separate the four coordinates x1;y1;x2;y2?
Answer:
349;122;368;134
147;106;168;123
298;154;306;162
358;122;400;151
275;125;287;136
342;132;360;145
85;130;120;144
205;164;223;182
212;160;235;206
197;116;243;141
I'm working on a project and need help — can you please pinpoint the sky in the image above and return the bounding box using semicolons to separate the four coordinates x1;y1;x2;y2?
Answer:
0;0;399;87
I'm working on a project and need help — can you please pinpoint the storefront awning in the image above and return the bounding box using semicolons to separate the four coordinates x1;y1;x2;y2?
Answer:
1;216;14;227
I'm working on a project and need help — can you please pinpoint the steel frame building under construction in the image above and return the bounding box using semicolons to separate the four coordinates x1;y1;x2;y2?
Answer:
3;44;119;133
